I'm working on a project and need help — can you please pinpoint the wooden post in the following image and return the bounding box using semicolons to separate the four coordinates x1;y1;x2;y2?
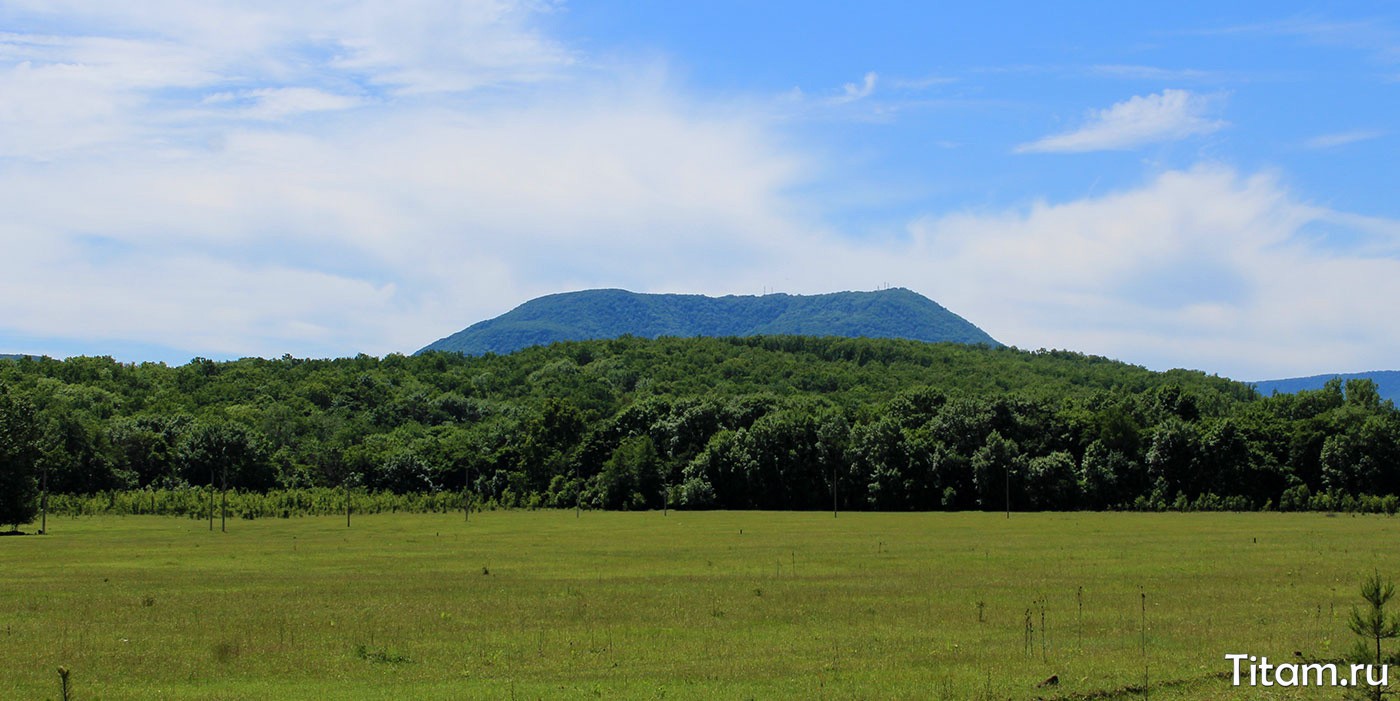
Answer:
40;463;47;534
220;465;227;533
1141;589;1149;699
208;468;214;531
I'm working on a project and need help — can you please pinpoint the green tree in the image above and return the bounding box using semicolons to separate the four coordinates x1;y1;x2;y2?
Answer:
1078;440;1134;509
179;422;272;491
370;451;438;494
1025;451;1078;510
1145;418;1201;499
1347;571;1400;701
972;430;1021;511
0;390;40;529
596;434;659;510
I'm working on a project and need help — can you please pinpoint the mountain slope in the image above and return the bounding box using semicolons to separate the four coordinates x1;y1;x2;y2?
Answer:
1251;371;1400;404
418;288;1000;355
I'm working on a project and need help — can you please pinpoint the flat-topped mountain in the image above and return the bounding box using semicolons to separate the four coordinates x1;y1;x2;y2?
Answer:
418;288;1000;356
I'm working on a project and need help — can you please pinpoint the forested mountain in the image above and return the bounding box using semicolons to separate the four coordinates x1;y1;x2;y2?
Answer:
418;288;1000;355
2;336;1399;520
1252;371;1400;404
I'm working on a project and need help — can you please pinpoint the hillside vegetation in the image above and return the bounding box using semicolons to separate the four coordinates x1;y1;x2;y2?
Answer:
418;288;1000;355
1;335;1398;519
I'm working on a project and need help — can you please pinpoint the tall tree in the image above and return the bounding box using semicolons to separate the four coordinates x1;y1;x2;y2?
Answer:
0;390;40;530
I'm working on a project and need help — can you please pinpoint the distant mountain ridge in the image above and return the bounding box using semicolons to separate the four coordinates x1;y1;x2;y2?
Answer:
418;288;1000;356
1251;371;1400;404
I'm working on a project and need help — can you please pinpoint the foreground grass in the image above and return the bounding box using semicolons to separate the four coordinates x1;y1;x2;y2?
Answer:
2;511;1395;699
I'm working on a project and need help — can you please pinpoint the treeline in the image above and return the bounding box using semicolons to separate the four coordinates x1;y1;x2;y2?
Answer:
0;336;1396;524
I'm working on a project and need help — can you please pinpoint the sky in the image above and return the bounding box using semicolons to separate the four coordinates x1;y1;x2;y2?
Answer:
1;1;1398;380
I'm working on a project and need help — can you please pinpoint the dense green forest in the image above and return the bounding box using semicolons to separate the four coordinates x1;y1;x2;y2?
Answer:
2;335;1398;525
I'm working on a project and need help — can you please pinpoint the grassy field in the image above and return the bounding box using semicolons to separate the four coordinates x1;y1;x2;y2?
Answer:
2;510;1397;700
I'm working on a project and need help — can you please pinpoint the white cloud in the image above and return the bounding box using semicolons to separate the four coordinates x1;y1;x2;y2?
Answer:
831;71;877;104
0;1;813;359
1016;89;1226;153
1304;129;1384;149
0;88;813;356
748;165;1400;379
239;88;367;120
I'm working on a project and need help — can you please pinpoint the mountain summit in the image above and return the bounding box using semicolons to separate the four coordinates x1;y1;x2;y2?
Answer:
418;288;1000;356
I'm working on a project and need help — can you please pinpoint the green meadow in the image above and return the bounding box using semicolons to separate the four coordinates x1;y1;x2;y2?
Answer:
3;511;1396;699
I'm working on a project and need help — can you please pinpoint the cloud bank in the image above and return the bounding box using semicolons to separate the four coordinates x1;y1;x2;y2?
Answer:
0;1;815;360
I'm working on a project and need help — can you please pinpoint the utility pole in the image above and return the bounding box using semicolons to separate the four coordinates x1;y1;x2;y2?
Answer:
208;467;214;531
1005;463;1011;520
832;463;838;518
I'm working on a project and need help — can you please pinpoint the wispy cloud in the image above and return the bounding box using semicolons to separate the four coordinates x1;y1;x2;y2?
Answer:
1016;89;1226;154
1193;16;1400;68
830;71;877;104
772;71;904;123
1304;129;1384;149
887;74;956;90
1091;65;1216;81
1201;17;1400;59
202;88;368;120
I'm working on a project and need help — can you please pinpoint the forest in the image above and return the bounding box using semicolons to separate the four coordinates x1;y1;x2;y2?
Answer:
2;335;1398;524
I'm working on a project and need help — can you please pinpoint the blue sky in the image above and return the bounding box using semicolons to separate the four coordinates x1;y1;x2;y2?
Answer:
1;1;1397;380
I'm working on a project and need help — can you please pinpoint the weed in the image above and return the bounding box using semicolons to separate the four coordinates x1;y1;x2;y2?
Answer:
212;639;241;663
1036;597;1048;663
1076;586;1084;653
354;643;412;665
1023;607;1034;657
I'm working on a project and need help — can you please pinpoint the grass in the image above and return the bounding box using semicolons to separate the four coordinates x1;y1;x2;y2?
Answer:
2;510;1397;699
